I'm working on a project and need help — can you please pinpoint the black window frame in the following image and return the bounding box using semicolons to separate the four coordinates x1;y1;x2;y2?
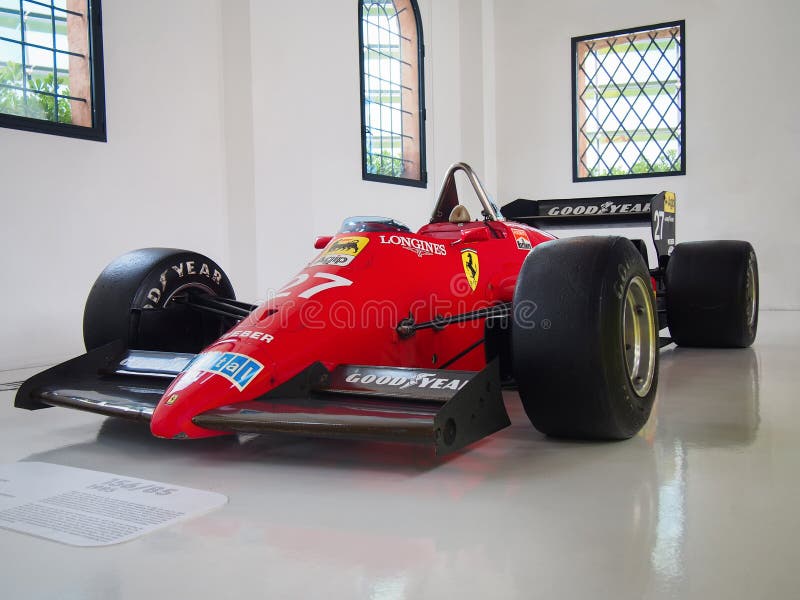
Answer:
358;0;427;188
571;20;686;182
0;0;106;142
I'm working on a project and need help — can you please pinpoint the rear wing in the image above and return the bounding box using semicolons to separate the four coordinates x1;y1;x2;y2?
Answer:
502;192;676;263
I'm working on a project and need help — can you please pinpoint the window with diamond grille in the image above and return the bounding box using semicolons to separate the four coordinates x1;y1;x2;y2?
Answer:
359;0;426;187
572;21;684;181
0;0;105;141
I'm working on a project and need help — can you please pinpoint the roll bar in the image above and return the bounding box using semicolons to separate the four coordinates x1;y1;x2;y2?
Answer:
430;162;504;223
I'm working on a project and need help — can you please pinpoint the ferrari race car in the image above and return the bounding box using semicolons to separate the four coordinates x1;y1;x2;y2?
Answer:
15;163;759;455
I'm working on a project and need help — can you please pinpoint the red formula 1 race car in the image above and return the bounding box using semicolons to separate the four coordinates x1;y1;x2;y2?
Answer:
16;163;759;455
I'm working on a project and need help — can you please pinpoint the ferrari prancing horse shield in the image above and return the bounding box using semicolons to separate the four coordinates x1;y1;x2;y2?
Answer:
461;249;479;291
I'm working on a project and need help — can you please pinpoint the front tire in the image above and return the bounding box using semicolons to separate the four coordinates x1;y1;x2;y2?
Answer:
512;236;658;440
83;248;236;353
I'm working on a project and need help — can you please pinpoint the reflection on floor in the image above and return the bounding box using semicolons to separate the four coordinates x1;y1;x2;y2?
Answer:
0;311;797;599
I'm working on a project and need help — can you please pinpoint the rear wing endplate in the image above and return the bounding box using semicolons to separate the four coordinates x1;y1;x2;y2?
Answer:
502;192;676;262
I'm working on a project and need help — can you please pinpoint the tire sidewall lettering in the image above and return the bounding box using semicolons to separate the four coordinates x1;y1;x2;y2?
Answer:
140;259;228;309
613;255;641;301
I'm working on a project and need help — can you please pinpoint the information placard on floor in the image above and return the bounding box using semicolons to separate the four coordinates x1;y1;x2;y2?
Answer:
0;462;228;547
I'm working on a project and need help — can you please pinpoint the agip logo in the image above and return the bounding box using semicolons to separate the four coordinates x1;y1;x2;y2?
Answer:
312;236;369;267
185;352;264;391
461;249;480;291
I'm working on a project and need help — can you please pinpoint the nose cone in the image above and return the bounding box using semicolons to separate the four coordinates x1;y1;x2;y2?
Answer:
151;350;269;439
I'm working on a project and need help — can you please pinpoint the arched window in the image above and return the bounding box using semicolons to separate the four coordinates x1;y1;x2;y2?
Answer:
359;0;426;186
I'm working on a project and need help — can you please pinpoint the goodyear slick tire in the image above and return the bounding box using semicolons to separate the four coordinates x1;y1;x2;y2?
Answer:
666;241;758;348
512;236;658;440
83;248;235;353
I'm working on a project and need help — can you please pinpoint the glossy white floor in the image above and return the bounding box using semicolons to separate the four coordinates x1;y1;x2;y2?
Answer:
0;311;798;599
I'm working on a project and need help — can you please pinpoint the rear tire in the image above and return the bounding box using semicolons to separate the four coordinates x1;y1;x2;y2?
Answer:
83;248;236;353
666;241;758;348
512;236;658;440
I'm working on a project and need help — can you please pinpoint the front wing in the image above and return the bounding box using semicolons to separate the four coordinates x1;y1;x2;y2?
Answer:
15;342;510;456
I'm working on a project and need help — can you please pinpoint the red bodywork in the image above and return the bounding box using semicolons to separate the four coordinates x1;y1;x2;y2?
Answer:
151;220;555;439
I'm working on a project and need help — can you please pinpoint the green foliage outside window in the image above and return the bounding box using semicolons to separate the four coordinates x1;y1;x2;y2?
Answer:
366;154;405;178
588;149;680;178
0;61;72;124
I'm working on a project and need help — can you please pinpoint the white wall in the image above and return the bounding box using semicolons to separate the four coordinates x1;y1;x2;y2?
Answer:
0;1;230;369
221;0;257;301
493;0;800;309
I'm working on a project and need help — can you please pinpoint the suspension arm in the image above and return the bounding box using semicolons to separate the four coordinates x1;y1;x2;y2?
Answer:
180;292;258;321
397;303;511;338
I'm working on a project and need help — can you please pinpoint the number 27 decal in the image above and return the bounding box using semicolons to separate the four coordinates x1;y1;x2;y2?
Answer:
275;272;353;299
653;210;665;241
